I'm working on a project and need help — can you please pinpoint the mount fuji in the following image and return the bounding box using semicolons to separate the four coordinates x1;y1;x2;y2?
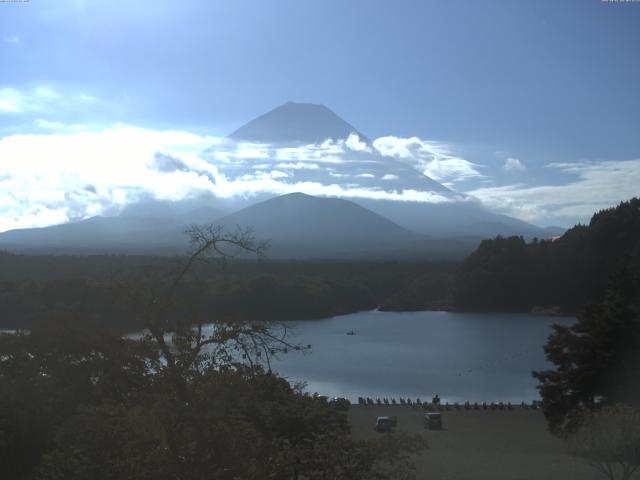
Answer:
0;102;561;257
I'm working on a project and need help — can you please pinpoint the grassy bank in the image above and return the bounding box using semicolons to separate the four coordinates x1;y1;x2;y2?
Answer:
348;405;601;480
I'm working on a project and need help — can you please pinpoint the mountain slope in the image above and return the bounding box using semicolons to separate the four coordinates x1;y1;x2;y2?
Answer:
353;198;562;239
0;193;477;259
0;205;224;254
216;193;478;259
218;192;411;241
228;102;370;144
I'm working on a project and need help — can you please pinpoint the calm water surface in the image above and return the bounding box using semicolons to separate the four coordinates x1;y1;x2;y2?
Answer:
268;310;574;403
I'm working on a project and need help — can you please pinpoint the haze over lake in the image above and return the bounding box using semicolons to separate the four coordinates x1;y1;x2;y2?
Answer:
267;310;575;403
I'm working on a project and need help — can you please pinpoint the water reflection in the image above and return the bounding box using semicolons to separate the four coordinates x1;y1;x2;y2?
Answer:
269;310;574;403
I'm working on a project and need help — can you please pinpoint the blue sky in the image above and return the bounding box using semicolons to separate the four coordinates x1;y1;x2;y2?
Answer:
1;0;639;230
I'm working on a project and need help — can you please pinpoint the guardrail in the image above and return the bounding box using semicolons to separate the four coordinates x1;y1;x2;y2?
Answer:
355;397;541;410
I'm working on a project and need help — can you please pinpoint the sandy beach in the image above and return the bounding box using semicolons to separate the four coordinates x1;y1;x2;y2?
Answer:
349;405;603;480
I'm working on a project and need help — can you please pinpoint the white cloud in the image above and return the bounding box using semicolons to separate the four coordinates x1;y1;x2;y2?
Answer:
373;136;483;183
345;133;370;152
34;118;66;130
239;170;290;181
503;157;526;173
270;136;375;164
467;159;640;224
382;174;399;180
275;162;320;170
34;118;88;132
0;125;220;231
211;176;452;204
0;88;22;113
235;143;270;159
3;35;22;46
0;205;68;233
0;125;458;232
274;143;346;164
0;86;99;116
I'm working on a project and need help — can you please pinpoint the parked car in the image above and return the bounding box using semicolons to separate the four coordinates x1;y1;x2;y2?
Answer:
375;416;393;432
329;397;351;410
424;412;443;430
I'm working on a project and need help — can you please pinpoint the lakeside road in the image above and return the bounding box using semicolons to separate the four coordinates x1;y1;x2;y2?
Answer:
348;405;602;480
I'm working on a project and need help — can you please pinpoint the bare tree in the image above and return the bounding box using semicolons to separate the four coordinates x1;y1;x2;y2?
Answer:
566;405;640;480
133;224;303;403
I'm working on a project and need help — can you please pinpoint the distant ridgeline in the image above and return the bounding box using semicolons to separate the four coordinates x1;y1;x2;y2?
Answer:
454;198;640;314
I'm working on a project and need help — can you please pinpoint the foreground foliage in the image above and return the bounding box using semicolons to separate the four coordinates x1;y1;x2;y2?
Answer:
0;226;426;480
533;268;640;435
566;405;640;480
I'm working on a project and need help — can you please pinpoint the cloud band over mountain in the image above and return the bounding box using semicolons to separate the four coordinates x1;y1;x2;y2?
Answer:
2;119;639;233
0;125;467;232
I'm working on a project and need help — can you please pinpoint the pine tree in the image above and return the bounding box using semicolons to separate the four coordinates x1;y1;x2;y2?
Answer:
533;268;640;435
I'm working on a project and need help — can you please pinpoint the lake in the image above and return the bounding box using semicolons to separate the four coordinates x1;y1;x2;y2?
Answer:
267;310;574;403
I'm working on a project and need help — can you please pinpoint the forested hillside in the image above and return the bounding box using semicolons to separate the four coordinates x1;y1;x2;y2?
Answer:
454;198;640;313
0;254;455;330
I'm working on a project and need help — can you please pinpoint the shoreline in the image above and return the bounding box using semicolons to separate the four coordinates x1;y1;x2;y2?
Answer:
0;308;576;332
